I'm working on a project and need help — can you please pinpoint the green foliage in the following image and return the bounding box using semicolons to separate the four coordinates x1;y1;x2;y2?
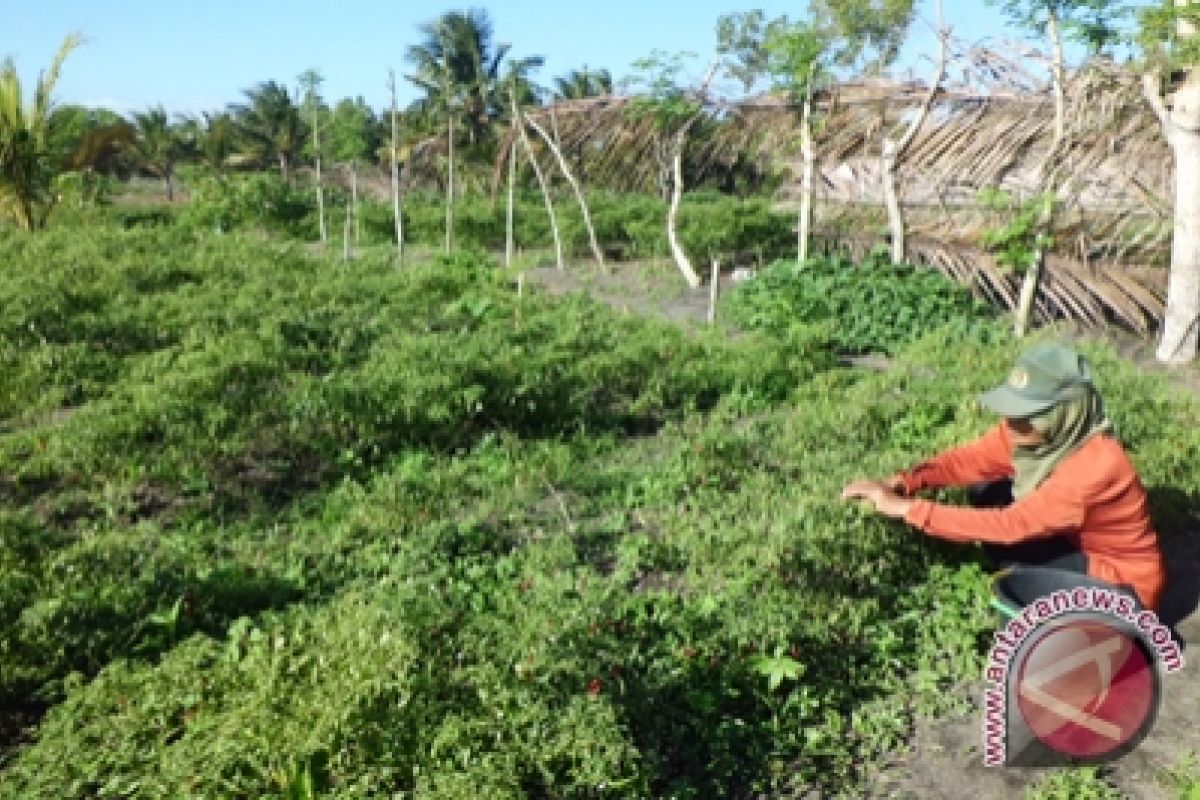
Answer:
725;253;998;354
356;191;797;264
228;81;305;180
0;34;82;230
986;0;1129;43
765;20;827;101
808;0;916;73
52;169;117;208
405;8;543;144
624;50;704;133
977;188;1058;275
326;96;380;164
2;220;1199;796
715;12;826;112
1163;754;1200;800
179;169;317;236
1024;765;1124;799
1138;0;1200;69
551;67;614;101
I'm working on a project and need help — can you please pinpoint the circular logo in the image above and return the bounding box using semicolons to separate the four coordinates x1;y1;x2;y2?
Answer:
1013;613;1160;762
1008;366;1030;389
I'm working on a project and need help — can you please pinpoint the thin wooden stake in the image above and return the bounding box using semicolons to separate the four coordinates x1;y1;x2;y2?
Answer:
708;259;720;325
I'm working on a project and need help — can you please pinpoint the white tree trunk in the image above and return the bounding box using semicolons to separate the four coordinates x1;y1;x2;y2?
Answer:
351;162;360;243
316;153;326;243
882;0;946;264
389;70;403;264
513;91;563;270
1145;69;1200;363
1047;11;1066;150
505;137;516;267
524;112;605;269
882;139;904;263
708;258;720;324
1013;198;1054;337
799;74;815;263
667;124;702;288
1013;254;1044;337
446;107;455;254
315;164;327;247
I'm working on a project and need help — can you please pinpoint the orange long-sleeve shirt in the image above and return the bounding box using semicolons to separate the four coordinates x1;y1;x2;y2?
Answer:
898;422;1166;611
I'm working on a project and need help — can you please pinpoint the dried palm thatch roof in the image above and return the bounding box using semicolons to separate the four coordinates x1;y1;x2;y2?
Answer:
490;49;1172;332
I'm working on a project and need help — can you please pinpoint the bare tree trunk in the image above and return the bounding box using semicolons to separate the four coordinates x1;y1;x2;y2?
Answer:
279;153;290;184
164;170;174;203
512;90;563;270
314;114;327;244
351;161;360;243
1013;203;1053;337
343;205;351;262
1145;66;1200;364
389;70;403;264
446;105;455;255
1047;10;1066;149
524;112;605;269
881;139;904;262
667;123;702;288
798;72;815;263
1013;255;1044;338
882;0;946;264
661;62;720;288
505;137;516;267
708;258;720;324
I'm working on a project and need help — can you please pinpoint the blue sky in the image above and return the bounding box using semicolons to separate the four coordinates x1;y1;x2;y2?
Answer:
5;1;1091;116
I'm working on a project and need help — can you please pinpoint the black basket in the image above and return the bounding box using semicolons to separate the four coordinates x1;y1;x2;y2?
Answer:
990;566;1142;620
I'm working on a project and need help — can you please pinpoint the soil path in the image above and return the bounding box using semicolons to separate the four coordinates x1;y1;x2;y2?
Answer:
526;262;1200;798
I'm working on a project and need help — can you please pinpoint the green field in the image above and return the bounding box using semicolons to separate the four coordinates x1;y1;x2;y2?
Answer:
2;221;1199;797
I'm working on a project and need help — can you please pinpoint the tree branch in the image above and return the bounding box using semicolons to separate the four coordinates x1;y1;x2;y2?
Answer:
894;5;947;158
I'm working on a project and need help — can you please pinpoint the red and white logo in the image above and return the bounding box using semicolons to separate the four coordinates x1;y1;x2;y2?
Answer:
1013;614;1159;761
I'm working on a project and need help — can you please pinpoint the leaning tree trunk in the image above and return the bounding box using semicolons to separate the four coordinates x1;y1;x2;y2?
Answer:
1012;255;1048;338
512;90;564;270
882;0;946;264
523;112;605;270
666;121;703;288
1145;70;1200;363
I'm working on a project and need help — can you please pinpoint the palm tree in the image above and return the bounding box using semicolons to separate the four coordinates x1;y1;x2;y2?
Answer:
405;10;543;145
179;111;236;173
0;33;81;230
552;67;613;100
229;81;304;181
131;105;182;200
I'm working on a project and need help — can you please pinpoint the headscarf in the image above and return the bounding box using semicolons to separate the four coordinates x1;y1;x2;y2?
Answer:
1010;384;1112;498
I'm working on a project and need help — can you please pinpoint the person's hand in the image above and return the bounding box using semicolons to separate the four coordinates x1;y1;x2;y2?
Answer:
883;473;909;496
840;479;914;519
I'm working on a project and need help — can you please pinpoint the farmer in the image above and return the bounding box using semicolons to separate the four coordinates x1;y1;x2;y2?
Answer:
841;343;1166;612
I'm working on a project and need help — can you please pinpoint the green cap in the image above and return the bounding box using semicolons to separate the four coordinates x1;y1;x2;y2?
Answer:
978;343;1094;418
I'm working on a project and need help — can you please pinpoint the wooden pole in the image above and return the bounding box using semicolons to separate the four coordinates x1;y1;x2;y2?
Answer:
506;137;516;267
708;259;720;325
388;69;403;265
